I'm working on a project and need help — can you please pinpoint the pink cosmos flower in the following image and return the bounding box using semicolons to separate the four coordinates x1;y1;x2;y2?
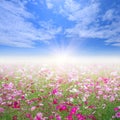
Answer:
103;95;108;100
49;115;54;119
118;106;120;109
9;82;14;88
109;96;115;102
31;106;36;111
2;82;14;90
110;71;118;76
102;78;109;84
56;115;61;120
26;113;32;118
34;112;45;120
115;112;120;118
0;107;4;113
105;87;111;92
0;97;2;103
98;90;103;95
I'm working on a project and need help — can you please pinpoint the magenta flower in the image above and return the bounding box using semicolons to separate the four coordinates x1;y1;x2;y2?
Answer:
21;95;25;100
59;105;67;111
70;106;78;115
52;88;58;95
53;98;58;104
56;104;67;111
13;101;20;109
114;107;119;111
66;115;73;120
76;113;86;120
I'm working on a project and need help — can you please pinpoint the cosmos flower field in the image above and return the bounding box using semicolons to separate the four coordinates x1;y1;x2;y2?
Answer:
0;62;120;120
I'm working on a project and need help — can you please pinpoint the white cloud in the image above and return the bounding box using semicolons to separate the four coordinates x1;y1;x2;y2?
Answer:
62;0;80;14
102;9;115;21
46;0;64;9
112;43;120;47
0;0;61;47
46;0;54;9
60;0;99;24
58;0;120;46
105;34;120;46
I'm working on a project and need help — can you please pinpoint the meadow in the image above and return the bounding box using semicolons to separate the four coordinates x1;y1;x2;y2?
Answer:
0;62;120;120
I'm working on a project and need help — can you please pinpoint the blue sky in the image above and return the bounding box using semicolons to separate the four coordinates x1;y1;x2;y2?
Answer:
0;0;120;57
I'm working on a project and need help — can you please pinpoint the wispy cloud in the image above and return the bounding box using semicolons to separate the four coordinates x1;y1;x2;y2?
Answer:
102;9;116;21
45;0;120;47
46;0;54;9
62;0;120;46
60;0;99;23
0;0;61;47
112;43;120;47
0;0;120;48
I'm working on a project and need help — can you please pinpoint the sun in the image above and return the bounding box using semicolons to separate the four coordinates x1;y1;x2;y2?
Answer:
53;53;71;64
51;51;76;65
